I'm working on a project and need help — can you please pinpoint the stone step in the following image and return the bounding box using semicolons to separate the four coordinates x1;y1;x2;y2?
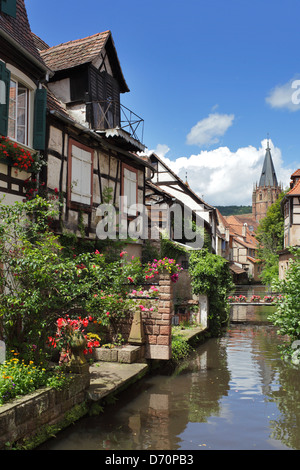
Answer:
93;344;145;364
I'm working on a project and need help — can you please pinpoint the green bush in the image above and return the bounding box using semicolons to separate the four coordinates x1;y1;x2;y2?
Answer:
171;334;193;362
0;356;72;405
0;197;147;363
268;248;300;360
188;249;234;336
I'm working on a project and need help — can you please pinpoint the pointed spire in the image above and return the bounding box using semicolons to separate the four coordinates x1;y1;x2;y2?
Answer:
258;137;278;187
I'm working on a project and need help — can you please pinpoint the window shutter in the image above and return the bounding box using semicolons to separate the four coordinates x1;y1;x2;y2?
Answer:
33;88;47;150
71;145;92;204
1;0;16;18
0;62;10;136
123;168;137;216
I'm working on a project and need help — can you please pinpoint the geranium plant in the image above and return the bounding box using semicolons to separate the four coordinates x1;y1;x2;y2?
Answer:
263;295;274;303
145;257;183;282
0;136;44;172
48;315;100;362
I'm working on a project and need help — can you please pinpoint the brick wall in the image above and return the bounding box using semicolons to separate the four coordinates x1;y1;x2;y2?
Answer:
115;273;174;360
143;273;173;360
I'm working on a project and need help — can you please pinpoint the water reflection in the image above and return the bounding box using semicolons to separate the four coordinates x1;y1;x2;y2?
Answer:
39;324;300;451
231;303;276;323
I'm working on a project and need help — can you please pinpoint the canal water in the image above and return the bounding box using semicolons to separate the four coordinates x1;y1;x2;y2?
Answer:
38;296;300;451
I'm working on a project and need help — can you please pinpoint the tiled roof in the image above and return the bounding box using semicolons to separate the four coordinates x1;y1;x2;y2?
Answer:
216;209;230;228
31;32;50;51
225;214;259;250
291;169;300;178
40;31;111;71
46;87;74;121
0;0;46;67
288;177;300;196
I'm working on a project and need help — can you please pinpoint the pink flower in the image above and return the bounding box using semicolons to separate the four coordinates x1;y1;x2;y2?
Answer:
128;276;134;283
106;311;110;316
120;251;127;258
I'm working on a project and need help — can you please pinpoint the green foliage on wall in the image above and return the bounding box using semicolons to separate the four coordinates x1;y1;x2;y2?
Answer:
188;249;234;336
268;248;300;361
256;190;286;285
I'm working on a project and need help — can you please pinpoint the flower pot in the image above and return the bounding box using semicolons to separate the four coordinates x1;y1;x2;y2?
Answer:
68;331;89;375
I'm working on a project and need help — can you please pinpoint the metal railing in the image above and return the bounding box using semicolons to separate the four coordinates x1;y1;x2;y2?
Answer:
88;100;144;144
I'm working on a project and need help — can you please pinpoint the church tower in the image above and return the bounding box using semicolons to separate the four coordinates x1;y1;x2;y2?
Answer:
252;140;282;222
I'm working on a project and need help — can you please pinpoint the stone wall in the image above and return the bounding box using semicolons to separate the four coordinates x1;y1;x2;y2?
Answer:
0;374;90;450
143;273;174;360
114;272;207;361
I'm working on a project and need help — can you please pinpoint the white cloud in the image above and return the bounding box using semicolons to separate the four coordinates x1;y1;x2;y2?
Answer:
266;77;300;111
153;140;292;206
147;143;170;159
186;112;234;147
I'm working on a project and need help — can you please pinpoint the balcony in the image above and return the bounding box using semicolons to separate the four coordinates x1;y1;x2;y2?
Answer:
87;100;145;152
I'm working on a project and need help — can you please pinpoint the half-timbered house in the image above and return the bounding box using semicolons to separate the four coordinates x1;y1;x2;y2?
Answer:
0;0;50;205
32;30;153;257
146;152;217;253
279;169;300;279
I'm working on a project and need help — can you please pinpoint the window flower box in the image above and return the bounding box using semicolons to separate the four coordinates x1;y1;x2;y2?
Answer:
263;295;274;303
0;136;44;173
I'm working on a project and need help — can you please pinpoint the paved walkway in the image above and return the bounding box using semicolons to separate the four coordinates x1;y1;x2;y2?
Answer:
86;326;207;403
87;361;149;402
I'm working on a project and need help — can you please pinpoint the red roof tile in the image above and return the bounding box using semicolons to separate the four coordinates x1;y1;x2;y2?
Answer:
288;177;300;196
291;169;300;178
40;31;111;72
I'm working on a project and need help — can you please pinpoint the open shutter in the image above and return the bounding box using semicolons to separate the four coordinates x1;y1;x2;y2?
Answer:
71;145;92;204
123;167;137;216
33;88;47;150
0;62;10;136
1;0;16;18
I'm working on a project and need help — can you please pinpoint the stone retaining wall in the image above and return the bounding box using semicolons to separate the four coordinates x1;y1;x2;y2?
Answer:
0;374;90;450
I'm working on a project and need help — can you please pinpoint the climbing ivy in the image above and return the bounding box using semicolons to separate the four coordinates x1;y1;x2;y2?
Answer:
188;249;234;336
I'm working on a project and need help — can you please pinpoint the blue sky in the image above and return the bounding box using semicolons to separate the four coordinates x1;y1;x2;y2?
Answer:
26;0;300;206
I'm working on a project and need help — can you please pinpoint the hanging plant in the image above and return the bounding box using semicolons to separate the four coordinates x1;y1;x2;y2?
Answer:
0;136;45;172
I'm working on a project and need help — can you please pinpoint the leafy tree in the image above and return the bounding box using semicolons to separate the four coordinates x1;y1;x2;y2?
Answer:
256;190;286;285
0;197;145;362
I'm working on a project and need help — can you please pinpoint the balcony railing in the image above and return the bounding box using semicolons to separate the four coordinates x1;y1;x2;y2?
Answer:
87;100;144;145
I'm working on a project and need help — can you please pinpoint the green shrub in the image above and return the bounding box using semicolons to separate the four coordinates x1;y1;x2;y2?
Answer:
171;334;193;362
188;249;234;336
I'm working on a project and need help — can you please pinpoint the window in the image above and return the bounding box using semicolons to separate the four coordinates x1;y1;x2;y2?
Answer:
68;140;93;206
8;79;29;145
122;164;138;216
0;62;47;149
